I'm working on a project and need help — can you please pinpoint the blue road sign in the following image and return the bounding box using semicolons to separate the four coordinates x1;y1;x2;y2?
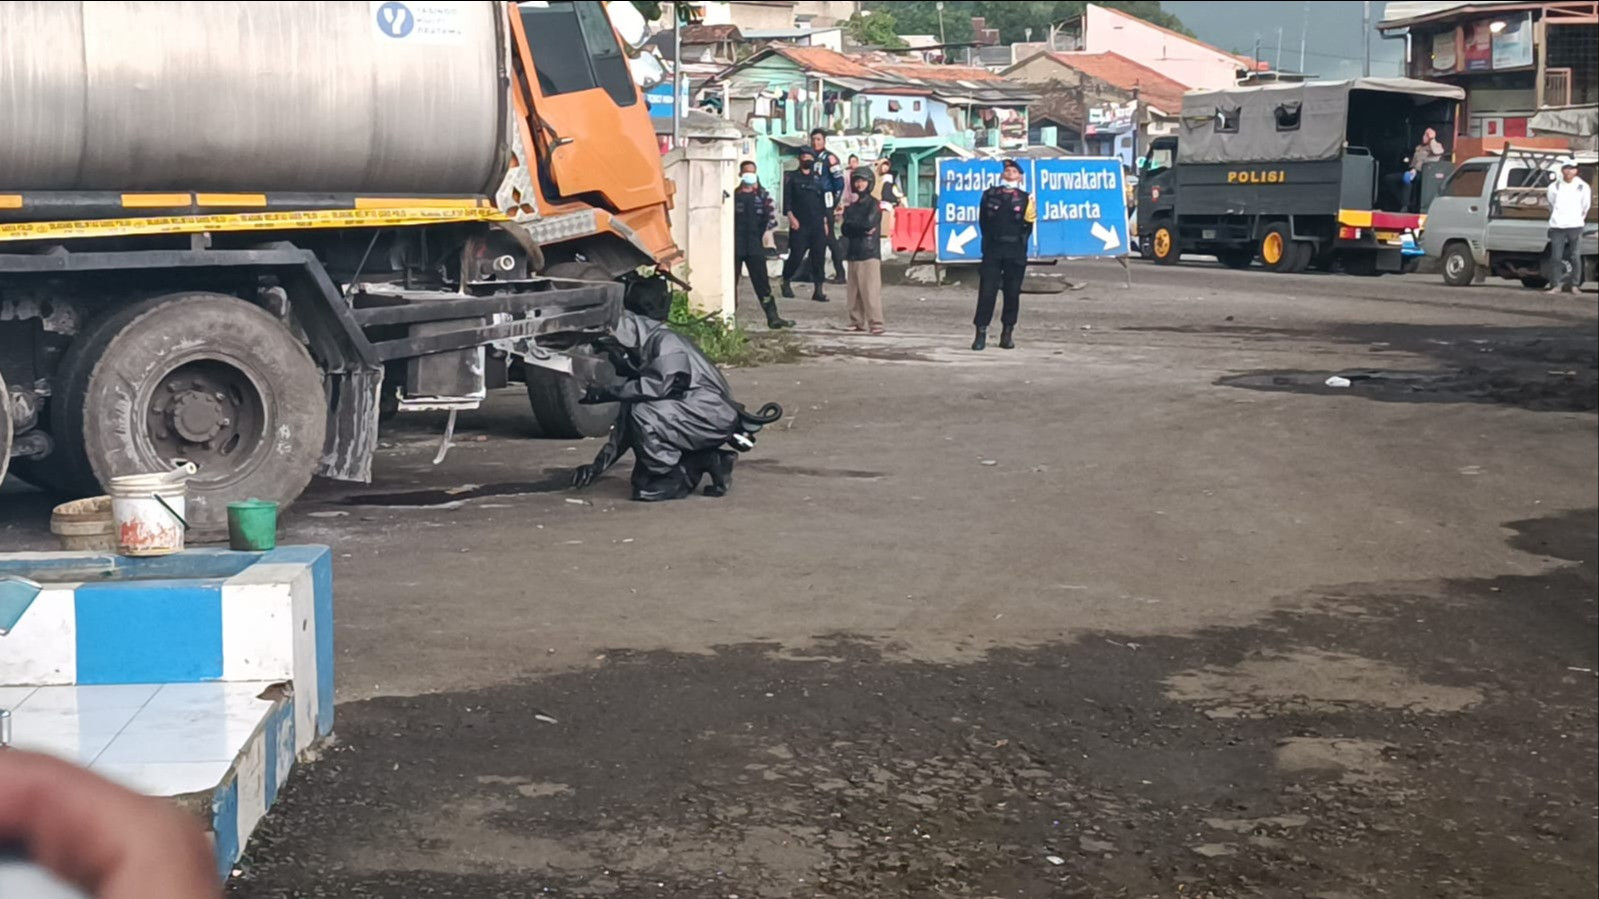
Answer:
1031;157;1128;258
935;157;1129;263
935;159;1004;263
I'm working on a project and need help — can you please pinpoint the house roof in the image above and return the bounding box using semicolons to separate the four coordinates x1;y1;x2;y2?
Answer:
1013;52;1189;113
876;63;1006;83
681;24;744;44
766;44;881;79
1378;0;1537;29
1093;4;1269;73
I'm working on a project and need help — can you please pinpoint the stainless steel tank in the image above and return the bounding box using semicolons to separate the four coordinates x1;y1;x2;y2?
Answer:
0;1;505;194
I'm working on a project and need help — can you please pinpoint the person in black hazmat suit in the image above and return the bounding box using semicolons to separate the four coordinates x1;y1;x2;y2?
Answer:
972;158;1036;352
571;288;783;502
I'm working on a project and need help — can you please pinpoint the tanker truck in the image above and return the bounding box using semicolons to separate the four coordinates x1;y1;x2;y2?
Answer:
0;0;680;530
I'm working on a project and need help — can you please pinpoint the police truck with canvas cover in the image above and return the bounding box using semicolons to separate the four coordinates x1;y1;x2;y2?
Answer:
1137;78;1464;275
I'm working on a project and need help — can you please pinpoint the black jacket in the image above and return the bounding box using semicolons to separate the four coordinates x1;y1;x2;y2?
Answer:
978;184;1034;260
783;168;828;227
733;186;773;257
840;172;881;261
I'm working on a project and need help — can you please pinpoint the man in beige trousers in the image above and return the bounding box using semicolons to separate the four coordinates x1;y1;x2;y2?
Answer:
840;168;885;334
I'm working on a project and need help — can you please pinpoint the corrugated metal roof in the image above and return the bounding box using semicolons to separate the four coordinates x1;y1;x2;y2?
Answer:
768;45;880;79
1380;0;1527;25
1032;53;1189;113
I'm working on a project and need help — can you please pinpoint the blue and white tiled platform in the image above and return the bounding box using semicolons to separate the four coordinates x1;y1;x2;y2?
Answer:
0;546;333;880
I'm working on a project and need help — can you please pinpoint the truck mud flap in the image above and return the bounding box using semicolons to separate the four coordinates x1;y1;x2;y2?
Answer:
319;367;384;482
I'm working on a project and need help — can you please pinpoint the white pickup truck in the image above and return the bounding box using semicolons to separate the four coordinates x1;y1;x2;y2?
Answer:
1421;148;1596;288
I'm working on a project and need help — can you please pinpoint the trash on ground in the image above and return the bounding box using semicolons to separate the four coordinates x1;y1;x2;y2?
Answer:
1324;376;1353;388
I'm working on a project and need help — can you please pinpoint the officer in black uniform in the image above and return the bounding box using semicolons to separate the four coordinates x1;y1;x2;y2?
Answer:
733;160;792;329
780;149;831;303
972;158;1036;351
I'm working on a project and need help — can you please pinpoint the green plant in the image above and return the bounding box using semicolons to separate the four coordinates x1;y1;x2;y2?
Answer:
846;11;909;49
668;290;751;364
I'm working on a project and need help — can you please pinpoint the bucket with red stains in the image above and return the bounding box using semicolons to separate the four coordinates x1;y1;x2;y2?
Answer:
107;462;196;556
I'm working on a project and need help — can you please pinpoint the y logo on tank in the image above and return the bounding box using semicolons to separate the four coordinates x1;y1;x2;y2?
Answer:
376;1;414;38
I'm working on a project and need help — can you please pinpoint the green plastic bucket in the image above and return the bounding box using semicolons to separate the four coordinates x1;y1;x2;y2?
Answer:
227;499;279;551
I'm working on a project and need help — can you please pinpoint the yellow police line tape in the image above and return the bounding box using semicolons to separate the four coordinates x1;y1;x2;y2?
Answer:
0;206;510;243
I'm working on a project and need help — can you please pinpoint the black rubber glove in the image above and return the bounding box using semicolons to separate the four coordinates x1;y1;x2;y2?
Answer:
572;464;599;489
579;383;616;405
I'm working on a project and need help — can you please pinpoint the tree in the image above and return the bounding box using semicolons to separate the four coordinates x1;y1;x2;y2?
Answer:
846;11;910;49
863;1;1192;47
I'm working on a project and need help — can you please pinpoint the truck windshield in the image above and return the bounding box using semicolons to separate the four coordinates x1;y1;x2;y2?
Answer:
519;1;638;107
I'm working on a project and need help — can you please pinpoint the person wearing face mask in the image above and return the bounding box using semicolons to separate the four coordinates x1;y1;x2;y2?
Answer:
781;149;831;303
972;159;1035;351
733;161;792;329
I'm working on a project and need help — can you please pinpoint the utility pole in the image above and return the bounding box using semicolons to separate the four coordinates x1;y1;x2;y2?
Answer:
1275;26;1284;73
1253;34;1262;73
671;2;682;146
1130;86;1140;169
937;1;946;45
1362;0;1372;76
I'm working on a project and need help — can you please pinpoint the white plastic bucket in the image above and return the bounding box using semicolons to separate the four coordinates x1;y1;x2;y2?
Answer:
108;462;196;556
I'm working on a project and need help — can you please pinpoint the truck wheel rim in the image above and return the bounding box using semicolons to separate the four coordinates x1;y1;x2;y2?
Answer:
1154;230;1171;257
143;358;266;482
1263;233;1283;264
1446;255;1464;277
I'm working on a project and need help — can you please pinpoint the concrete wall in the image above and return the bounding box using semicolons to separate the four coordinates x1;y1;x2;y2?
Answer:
861;93;960;135
702;1;797;30
1082;4;1241;90
663;135;741;322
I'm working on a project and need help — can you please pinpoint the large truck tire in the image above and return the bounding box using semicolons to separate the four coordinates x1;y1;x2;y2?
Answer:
7;304;147;497
1260;224;1306;273
1149;223;1180;265
1440;242;1476;287
525;262;619;439
55;292;327;535
0;370;10;485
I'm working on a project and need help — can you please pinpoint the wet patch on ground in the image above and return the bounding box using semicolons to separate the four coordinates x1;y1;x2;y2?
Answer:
1215;321;1599;413
231;511;1597;899
741;460;887;481
338;472;574;508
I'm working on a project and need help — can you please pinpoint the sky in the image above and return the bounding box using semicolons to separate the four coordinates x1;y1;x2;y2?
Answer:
1159;1;1407;79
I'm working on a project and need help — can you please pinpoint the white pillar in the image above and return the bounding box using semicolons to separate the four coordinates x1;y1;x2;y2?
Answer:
662;115;743;322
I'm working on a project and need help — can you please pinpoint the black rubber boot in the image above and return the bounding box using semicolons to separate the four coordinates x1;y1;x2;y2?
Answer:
999;326;1015;350
780;279;795;299
811;285;829;303
972;328;987;351
759;297;795;330
704;450;737;497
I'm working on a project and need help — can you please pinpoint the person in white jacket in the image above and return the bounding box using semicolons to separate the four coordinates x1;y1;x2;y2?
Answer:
1546;158;1592;293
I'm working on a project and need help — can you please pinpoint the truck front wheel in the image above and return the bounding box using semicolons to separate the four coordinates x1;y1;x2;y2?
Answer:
524;262;620;439
58;292;327;535
1150;223;1180;265
1441;243;1477;287
1;370;10;485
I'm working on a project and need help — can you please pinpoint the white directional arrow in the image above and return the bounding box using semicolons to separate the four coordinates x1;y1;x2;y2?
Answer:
1090;221;1121;251
946;225;978;255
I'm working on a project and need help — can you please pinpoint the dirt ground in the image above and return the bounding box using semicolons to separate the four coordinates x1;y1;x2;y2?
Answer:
3;260;1596;897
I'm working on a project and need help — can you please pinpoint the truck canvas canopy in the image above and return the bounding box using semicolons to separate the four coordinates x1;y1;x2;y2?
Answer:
1177;78;1465;164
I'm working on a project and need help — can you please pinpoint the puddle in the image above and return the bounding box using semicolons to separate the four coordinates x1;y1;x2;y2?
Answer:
341;472;572;508
742;460;886;480
1221;367;1597;413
